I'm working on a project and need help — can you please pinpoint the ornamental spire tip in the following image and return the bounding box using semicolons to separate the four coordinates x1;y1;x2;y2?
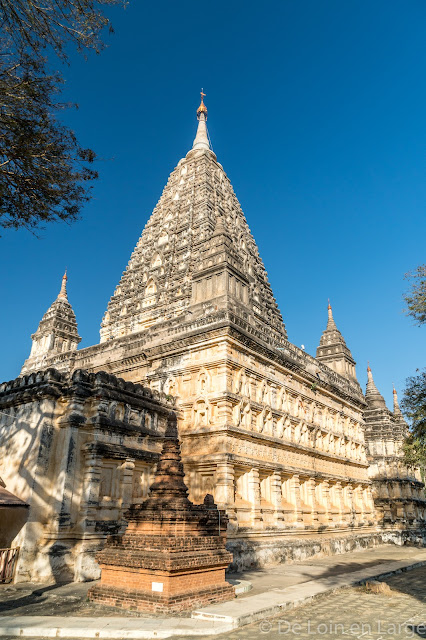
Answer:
192;88;210;152
58;270;68;300
197;88;207;119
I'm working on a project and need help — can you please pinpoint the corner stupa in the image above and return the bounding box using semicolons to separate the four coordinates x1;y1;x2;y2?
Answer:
21;272;81;375
316;301;357;381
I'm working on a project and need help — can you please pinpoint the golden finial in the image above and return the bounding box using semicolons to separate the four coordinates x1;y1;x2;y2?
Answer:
197;88;208;118
328;298;332;311
367;361;371;373
393;384;397;395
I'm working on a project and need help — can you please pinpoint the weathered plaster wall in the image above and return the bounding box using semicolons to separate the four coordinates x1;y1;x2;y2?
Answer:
0;369;174;583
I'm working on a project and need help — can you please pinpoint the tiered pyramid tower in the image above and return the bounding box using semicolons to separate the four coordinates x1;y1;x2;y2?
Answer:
99;93;287;349
316;302;357;381
84;95;373;540
21;273;81;375
364;365;425;526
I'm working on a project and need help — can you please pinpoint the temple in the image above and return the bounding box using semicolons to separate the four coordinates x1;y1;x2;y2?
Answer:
0;93;425;583
364;366;424;526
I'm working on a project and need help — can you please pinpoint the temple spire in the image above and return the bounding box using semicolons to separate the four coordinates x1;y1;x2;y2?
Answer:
365;364;386;408
140;413;192;510
366;363;375;388
393;385;402;415
327;299;337;330
192;89;210;151
316;301;357;382
20;270;81;375
58;271;68;301
101;90;286;345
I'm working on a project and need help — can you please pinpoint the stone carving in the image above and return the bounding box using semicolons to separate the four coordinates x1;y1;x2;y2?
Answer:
193;398;210;427
197;369;210;394
0;368;174;582
234;397;252;430
257;407;273;435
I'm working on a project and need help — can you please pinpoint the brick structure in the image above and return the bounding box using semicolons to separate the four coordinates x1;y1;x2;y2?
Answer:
88;413;234;612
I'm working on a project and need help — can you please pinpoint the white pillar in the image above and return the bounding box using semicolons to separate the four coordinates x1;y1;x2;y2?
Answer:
248;468;263;527
270;471;284;526
289;474;303;526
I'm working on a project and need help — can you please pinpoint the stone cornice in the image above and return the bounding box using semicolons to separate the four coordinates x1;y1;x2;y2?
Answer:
0;367;175;416
82;441;160;462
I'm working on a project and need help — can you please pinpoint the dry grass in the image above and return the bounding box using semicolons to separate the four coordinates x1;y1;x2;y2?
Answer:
364;580;393;595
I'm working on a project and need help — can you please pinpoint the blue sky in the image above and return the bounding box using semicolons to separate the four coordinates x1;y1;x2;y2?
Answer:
1;0;425;409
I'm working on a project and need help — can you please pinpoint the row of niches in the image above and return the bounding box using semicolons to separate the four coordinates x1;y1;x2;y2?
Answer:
232;403;366;461
108;299;189;336
104;288;187;327
108;271;276;326
372;479;425;501
93;457;375;527
377;501;426;524
129;226;196;261
109;271;193;309
370;459;422;484
187;397;366;462
95;399;166;431
112;207;267;303
163;369;364;439
368;440;408;456
234;370;361;434
30;333;77;357
138;186;260;263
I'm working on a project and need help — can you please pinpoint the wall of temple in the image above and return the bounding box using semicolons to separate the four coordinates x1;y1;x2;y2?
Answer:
28;317;380;540
0;369;173;582
2;322;426;582
140;326;375;535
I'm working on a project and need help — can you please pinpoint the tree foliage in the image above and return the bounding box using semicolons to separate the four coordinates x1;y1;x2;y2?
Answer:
0;0;123;59
402;370;426;444
403;264;426;326
0;53;97;230
402;435;426;474
402;434;426;483
401;265;426;469
0;0;125;232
